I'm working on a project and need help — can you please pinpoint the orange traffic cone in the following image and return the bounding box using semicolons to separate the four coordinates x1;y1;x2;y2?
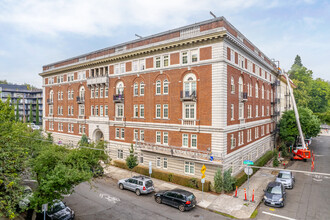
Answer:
250;189;255;202
243;188;248;201
233;186;238;198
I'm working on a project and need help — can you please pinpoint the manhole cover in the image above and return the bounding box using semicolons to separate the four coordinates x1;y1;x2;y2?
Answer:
194;215;200;218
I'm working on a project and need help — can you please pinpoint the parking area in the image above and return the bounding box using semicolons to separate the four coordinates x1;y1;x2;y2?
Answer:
257;136;330;220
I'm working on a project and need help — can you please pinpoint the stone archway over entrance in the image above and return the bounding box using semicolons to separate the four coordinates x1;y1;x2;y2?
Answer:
93;129;104;142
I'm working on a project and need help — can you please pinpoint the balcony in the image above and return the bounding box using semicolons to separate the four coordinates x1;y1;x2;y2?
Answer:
114;116;125;121
240;119;245;124
272;111;280;117
239;92;248;102
76;96;85;104
181;119;198;126
87;75;109;87
113;94;124;103
180;90;197;102
47;99;53;105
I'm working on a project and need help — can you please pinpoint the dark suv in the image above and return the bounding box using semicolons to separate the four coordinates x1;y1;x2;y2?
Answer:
154;189;196;212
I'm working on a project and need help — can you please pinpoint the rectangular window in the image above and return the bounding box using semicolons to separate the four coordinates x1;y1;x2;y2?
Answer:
95;105;99;116
139;59;145;71
261;126;265;136
256;105;259;117
116;104;124;117
114;64;119;74
163;104;168;119
134;105;139;118
163;158;168;169
140;83;144;96
140;130;144;141
230;49;234;62
121;128;125;139
163;55;169;67
262;106;264;117
267;106;269;116
105;105;108;116
255;127;259;138
191;49;198;63
91;89;94;98
117;149;123;159
116;128;120;139
133;60;138;71
100;88;103;98
140;104;144;118
79;105;85;116
184;161;195;174
120;63;125;73
105;87;108;97
140;153;144;164
231;134;236;149
134;129;139;141
156;81;161;95
163;132;168;145
182;134;188;147
156;104;161;118
239;103;244;119
155;56;161;68
156;131;161;144
184;104;195;119
182;51;188;64
163;80;169;94
231;104;234;120
156;157;161;168
95;88;99;98
191;134;197;148
134;83;138;96
100;105;103;116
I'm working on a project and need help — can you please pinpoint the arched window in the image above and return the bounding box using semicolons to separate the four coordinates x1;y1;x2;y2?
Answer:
156;80;161;95
116;82;124;95
133;83;138;96
262;85;265;99
238;77;243;96
231;77;235;94
183;73;196;96
255;83;259;98
140;82;145;96
79;86;85;100
163;79;169;94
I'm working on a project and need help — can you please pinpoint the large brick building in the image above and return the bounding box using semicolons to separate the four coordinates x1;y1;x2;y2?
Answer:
39;17;281;180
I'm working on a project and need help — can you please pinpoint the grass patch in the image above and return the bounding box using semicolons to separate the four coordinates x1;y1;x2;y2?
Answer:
212;210;237;219
250;209;258;218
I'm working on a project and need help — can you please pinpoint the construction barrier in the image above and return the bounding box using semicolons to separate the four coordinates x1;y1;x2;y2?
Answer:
233;186;238;198
243;188;248;201
250;189;255;203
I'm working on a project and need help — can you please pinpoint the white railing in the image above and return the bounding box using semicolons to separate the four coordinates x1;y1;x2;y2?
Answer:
181;119;197;126
87;76;109;86
114;116;124;121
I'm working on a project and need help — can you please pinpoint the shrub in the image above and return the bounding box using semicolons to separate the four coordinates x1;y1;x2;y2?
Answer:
126;144;138;171
112;160;211;192
280;143;289;157
273;151;279;167
223;168;236;192
214;168;223;193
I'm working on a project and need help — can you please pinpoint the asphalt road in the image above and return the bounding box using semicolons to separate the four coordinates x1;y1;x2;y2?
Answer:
63;177;229;220
257;135;330;220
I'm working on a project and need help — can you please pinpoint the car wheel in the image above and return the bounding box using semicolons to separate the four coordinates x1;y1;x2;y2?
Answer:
135;189;141;196
179;204;185;212
119;184;124;190
155;196;162;204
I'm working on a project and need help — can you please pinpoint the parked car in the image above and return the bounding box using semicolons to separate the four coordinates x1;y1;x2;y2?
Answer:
18;186;33;210
276;171;295;189
154;189;197;212
47;200;74;220
263;182;286;207
118;175;154;196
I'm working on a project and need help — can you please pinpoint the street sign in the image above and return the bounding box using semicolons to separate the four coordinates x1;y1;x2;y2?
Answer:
243;160;254;165
202;174;205;179
244;167;253;176
201;178;205;183
209;156;214;161
201;164;206;174
42;203;48;212
149;161;152;175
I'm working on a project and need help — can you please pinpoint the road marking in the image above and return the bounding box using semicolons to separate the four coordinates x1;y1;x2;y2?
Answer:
269;208;275;211
99;193;120;204
262;211;296;220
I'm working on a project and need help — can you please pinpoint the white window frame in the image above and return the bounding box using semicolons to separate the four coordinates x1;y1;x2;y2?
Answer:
140;104;144;118
140;82;145;96
116;104;124;118
117;149;123;159
231;134;236;149
156;131;161;144
156;80;161;95
182;134;188;147
191;134;197;148
134;129;138;141
121;128;125;139
156;157;161;168
163;80;169;95
133;83;138;96
163;132;168;145
163;158;168;169
231;104;234;120
134;105;139;118
239;103;244;119
116;128;120;139
163;104;168;119
156;104;161;119
184;161;195;174
140;130;144;142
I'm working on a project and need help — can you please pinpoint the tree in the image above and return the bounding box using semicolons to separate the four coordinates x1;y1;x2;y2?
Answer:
279;107;321;144
35;99;39;125
273;151;279;167
293;55;302;67
309;78;330;113
126;144;138;176
0;80;8;84
213;168;223;193
223;168;235;192
79;134;89;146
29;103;33;123
15;99;19;122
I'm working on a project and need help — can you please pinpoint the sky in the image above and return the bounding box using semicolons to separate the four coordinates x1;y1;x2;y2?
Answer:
0;0;329;88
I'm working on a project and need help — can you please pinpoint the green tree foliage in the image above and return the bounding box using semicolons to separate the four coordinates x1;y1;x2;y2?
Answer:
29;103;33;123
35;99;39;125
213;168;223;193
126;144;138;174
315;110;330;125
309;78;330;113
273;151;279;167
223;168;236;192
293;55;303;67
279;107;321;144
79;134;89;146
0;80;8;84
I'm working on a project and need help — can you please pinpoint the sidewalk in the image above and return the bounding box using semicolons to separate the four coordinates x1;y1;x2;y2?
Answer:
104;164;276;219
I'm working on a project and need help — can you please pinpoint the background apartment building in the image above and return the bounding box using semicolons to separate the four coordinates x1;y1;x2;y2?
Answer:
0;84;42;124
40;17;281;180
